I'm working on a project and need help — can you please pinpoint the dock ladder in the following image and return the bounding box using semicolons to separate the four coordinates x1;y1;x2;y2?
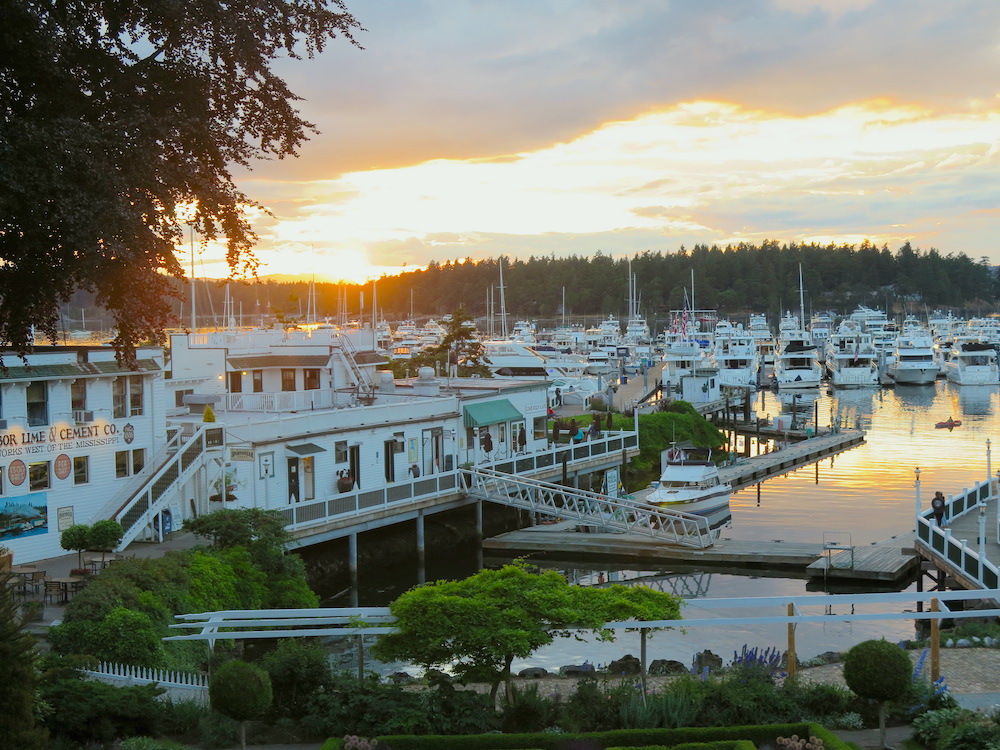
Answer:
822;531;855;579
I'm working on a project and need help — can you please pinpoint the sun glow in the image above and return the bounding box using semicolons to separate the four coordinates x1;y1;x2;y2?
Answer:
234;98;1000;277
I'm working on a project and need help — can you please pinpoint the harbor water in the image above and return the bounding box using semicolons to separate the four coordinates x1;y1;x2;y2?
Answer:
312;380;1000;672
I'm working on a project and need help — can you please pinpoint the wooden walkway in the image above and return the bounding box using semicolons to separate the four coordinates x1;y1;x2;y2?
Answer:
718;429;866;491
483;526;918;583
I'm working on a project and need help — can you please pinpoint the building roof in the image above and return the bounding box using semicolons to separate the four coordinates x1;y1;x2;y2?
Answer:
0;358;160;381
226;354;332;370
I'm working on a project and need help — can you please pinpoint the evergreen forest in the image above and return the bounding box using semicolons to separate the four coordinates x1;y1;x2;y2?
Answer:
60;241;1000;335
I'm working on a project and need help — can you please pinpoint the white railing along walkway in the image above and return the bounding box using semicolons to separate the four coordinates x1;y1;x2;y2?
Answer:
462;467;717;549
279;430;639;535
110;424;216;548
916;474;1000;590
83;662;209;703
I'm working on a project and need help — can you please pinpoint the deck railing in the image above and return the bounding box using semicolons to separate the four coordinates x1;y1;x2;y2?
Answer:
279;429;638;532
916;475;1000;589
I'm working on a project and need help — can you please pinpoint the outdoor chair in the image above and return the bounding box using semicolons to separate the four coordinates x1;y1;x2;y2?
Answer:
25;570;46;595
43;579;63;604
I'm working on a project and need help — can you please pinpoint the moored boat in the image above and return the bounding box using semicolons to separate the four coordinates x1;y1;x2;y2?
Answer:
643;445;732;517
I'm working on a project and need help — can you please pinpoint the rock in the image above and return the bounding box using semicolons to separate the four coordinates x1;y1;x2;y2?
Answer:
945;639;955;648
559;663;596;677
649;659;688;676
518;667;549;679
956;638;973;648
973;636;983;643
387;671;416;685
815;650;842;664
692;649;724;672
607;654;642;675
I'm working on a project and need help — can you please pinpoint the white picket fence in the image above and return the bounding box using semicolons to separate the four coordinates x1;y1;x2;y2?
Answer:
83;661;209;703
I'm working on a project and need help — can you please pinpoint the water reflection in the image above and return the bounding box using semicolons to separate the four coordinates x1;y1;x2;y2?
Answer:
952;383;998;416
320;379;998;665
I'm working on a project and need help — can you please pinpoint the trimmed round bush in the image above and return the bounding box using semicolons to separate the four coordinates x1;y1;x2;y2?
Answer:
842;639;911;702
210;659;272;722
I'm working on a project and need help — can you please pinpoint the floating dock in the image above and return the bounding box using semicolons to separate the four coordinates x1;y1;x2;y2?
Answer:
483;526;918;583
481;428;919;584
717;429;865;491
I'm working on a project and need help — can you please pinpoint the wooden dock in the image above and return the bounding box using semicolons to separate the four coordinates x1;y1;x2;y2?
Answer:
806;533;920;582
483;526;918;583
717;429;865;491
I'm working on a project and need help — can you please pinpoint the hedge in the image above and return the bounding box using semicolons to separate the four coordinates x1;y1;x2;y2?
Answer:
320;723;848;750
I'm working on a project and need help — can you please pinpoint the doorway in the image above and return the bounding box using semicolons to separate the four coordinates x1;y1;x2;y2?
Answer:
349;444;361;489
286;457;299;503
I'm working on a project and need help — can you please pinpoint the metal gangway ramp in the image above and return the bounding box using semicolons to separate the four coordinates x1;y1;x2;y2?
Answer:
462;467;717;549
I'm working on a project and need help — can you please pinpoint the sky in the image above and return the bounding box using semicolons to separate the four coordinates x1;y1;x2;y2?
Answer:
199;0;1000;283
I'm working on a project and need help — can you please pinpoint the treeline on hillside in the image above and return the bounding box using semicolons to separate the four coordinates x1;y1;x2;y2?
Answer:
58;241;998;333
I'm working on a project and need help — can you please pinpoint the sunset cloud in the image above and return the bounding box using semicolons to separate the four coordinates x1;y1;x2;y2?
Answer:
214;1;1000;281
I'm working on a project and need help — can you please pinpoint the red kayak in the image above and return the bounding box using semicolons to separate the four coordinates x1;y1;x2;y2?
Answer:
935;419;962;429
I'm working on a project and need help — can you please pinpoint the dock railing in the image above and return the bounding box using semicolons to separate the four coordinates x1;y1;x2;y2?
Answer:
915;474;1000;589
278;429;638;533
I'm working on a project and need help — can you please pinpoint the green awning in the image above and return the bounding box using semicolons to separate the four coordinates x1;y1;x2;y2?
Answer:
463;399;524;428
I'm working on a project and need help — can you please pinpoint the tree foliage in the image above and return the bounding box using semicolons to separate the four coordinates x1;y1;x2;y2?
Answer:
210;659;272;750
0;0;361;363
372;562;681;701
0;571;49;749
59;523;92;569
843;638;912;749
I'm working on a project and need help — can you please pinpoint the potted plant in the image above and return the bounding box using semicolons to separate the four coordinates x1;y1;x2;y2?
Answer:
0;545;11;572
336;470;355;493
210;470;240;502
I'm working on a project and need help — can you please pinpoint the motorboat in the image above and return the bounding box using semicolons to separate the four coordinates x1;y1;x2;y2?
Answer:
825;322;880;388
643;445;732;517
660;332;705;392
710;321;760;389
944;341;999;385
773;326;824;390
887;333;938;385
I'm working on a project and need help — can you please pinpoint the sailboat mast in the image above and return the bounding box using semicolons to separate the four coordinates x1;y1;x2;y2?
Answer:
498;257;508;338
798;264;806;331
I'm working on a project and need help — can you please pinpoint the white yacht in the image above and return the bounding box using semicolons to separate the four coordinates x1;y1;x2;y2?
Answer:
773;326;824;390
749;313;776;378
887;332;938;385
481;340;549;379
825;322;880;388
644;445;732;518
710;321;760;389
944;341;999;385
660;332;706;392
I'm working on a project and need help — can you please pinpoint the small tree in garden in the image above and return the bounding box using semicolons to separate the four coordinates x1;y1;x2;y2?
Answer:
87;520;124;565
373;561;682;703
60;524;92;569
210;659;272;750
203;404;216;422
843;639;912;749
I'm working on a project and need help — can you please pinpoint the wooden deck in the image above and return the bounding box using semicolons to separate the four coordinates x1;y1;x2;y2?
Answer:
483;526;918;583
718;429;865;491
805;533;920;582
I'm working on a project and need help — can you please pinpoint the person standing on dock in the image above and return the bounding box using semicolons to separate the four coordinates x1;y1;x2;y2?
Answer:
931;491;947;526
